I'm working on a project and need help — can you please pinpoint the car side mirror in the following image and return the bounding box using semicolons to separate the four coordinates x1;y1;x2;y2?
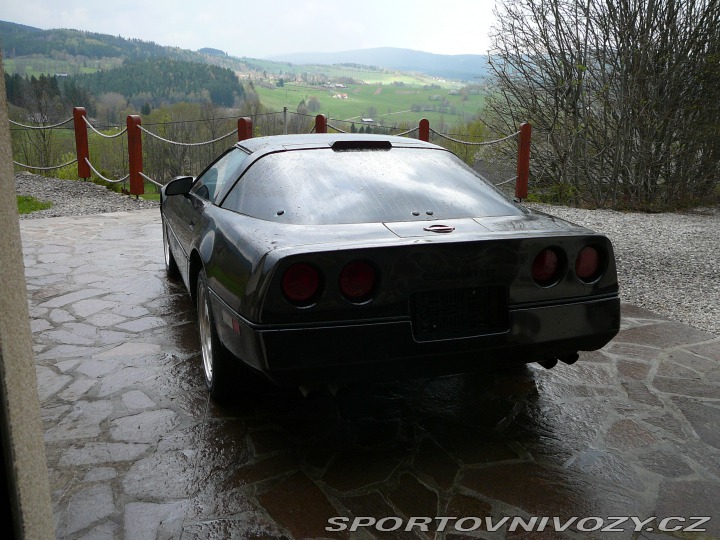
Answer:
165;176;194;196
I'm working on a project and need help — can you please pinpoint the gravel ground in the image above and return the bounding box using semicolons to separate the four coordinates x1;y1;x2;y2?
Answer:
529;203;720;336
14;171;158;218
13;172;719;336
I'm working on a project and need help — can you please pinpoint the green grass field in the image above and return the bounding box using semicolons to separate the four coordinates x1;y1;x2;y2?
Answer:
17;195;52;214
6;51;485;130
4;56;121;77
256;81;485;130
244;59;443;85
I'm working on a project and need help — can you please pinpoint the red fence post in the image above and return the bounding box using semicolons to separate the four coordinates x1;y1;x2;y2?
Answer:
238;117;253;141
126;115;144;196
73;107;90;179
515;122;531;200
315;114;327;134
419;118;430;142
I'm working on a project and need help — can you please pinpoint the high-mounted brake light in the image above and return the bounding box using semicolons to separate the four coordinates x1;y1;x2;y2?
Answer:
331;140;392;151
282;263;320;304
576;246;602;282
339;260;377;301
532;248;563;286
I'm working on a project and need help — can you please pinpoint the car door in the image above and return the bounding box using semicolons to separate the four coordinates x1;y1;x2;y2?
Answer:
170;147;251;280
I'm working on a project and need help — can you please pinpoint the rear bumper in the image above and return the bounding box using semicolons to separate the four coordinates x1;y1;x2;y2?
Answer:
214;295;620;385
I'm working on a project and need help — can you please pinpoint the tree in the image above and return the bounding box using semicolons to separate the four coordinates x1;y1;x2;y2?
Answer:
296;99;309;117
16;74;67;170
444;119;491;166
487;0;720;208
237;90;264;117
307;96;321;112
97;92;127;125
61;78;96;114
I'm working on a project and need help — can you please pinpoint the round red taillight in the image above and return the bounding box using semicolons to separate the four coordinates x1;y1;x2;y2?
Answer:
576;246;601;282
339;261;377;301
532;248;562;286
282;263;320;304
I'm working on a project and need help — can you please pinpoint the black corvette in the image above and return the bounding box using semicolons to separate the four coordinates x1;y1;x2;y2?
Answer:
160;134;620;398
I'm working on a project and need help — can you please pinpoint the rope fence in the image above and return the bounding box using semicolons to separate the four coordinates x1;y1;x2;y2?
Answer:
9;109;531;200
394;126;418;137
327;123;349;134
494;176;518;187
138;125;238;147
139;172;163;188
12;157;78;171
429;128;521;146
9;117;73;130
84;158;129;184
83;116;127;138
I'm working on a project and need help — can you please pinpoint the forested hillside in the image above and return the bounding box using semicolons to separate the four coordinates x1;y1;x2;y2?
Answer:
0;20;202;62
4;58;244;113
1;21;245;109
75;59;244;107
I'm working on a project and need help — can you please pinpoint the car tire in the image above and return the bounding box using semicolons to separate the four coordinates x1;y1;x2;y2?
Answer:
197;268;235;400
162;219;180;279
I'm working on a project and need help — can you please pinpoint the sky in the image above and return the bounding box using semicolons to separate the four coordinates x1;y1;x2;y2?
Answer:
0;0;497;58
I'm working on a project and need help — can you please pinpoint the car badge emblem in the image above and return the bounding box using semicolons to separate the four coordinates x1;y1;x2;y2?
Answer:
423;224;455;233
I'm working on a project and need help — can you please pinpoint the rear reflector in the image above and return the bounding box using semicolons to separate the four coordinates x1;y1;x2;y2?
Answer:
339;260;377;301
282;263;320;303
532;248;562;286
576;246;601;282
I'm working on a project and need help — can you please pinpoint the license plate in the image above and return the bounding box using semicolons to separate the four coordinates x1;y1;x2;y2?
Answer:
411;287;508;341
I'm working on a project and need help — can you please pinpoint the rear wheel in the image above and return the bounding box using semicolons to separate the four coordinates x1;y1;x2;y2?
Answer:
162;219;180;279
197;268;235;400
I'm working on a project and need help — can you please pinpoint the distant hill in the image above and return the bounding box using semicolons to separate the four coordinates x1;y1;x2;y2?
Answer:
0;20;204;62
0;21;244;108
0;20;488;130
0;20;488;83
77;58;244;107
268;47;489;81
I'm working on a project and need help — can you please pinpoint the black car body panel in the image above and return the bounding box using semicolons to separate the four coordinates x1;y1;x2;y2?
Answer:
161;134;620;386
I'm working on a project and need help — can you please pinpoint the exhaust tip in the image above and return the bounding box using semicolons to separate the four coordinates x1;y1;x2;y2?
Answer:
559;353;579;365
537;358;558;370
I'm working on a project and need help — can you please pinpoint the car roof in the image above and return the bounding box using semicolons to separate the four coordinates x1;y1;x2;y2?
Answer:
235;133;443;155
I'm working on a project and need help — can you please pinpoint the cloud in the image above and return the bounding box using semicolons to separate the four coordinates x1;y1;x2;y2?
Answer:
3;0;495;58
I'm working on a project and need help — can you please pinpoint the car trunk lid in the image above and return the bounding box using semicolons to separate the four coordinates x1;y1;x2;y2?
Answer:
383;212;582;239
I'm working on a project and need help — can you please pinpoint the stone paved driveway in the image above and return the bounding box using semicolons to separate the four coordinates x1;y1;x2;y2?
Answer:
20;209;720;539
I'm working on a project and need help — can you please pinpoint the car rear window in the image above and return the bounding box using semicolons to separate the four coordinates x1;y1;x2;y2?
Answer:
220;147;523;224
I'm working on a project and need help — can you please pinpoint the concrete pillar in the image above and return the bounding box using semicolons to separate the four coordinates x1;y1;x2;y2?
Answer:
0;54;55;539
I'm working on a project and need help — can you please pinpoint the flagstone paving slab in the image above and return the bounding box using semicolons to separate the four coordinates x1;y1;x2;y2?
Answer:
19;210;720;539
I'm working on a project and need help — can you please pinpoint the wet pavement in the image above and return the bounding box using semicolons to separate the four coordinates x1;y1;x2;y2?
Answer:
19;209;720;540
